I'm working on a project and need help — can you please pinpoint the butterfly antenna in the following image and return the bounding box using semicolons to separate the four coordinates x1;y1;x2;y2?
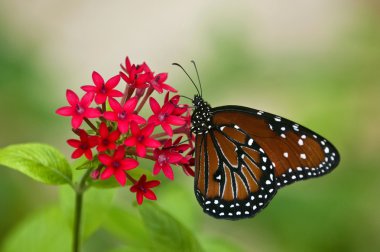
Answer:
172;63;201;96
179;95;193;102
191;60;203;97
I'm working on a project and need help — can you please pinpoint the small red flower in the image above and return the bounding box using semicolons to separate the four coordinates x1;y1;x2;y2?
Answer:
130;174;160;205
120;57;150;90
120;70;150;90
103;97;146;133
124;122;162;157
97;122;120;152
99;146;139;186
121;56;147;76
81;71;123;104
56;90;101;128
153;139;184;180
146;71;177;93
67;130;98;160
148;97;186;137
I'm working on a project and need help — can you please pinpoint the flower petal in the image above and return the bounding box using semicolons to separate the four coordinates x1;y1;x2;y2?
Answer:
92;71;104;86
114;146;126;160
81;85;97;92
121;158;139;170
124;97;138;113
84;149;93;160
129;114;146;124
114;169;126;186
103;111;116;121
120;72;130;83
71;149;84;159
100;167;114;180
144;189;157;200
95;93;107;104
153;162;161;175
168;153;183;163
108;130;120;141
144;138;161;148
84;108;101;118
106;75;121;89
109;98;122;112
67;139;81;148
161;123;173;137
145;180;160;188
124;137;136;146
99;122;108;137
108;89;124;97
149;97;161;114
136;191;144;205
56;107;74;116
66;89;79;106
117;120;129;133
136;143;146;157
141;124;154;137
162;164;174;180
161;83;177;92
98;154;113;166
80;92;95;107
167;115;186;126
130;122;140;136
71;116;84;129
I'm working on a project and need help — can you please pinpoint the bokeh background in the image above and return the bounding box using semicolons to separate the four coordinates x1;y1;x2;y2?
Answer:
1;0;380;251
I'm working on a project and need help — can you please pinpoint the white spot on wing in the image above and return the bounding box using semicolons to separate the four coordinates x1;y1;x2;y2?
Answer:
248;139;254;146
324;147;329;153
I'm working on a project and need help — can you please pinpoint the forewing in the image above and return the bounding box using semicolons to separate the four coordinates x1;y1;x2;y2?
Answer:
211;106;340;189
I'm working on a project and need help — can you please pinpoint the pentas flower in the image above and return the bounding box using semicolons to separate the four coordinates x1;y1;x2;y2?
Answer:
144;66;177;93
148;97;186;137
57;55;195;206
120;70;150;90
120;57;150;90
103;97;145;133
153;138;186;180
97;122;120;152
99;146;139;186
67;130;98;160
124;122;161;157
56;90;101;128
130;175;160;205
81;71;123;104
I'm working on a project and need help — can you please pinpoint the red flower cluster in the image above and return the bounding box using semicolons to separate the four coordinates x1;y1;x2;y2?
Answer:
56;56;194;205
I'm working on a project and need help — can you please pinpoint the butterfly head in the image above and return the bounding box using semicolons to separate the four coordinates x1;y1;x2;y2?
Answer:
191;95;213;134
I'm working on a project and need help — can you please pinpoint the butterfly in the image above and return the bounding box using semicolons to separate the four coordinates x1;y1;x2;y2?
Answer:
174;61;340;220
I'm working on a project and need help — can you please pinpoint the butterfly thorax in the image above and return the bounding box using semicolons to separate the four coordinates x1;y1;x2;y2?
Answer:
191;95;213;134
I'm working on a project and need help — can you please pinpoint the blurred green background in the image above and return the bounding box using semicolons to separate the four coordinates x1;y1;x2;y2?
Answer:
1;1;380;251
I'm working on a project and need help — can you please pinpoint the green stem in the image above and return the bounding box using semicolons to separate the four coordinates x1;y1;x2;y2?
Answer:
72;169;92;252
73;192;83;252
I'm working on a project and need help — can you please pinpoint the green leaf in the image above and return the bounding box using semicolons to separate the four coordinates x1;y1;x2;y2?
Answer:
138;202;204;252
60;186;116;240
107;247;151;252
0;143;72;185
1;207;71;252
103;206;149;246
200;236;243;252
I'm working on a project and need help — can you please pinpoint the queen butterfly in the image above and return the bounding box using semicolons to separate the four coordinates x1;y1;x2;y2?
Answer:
174;62;340;220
